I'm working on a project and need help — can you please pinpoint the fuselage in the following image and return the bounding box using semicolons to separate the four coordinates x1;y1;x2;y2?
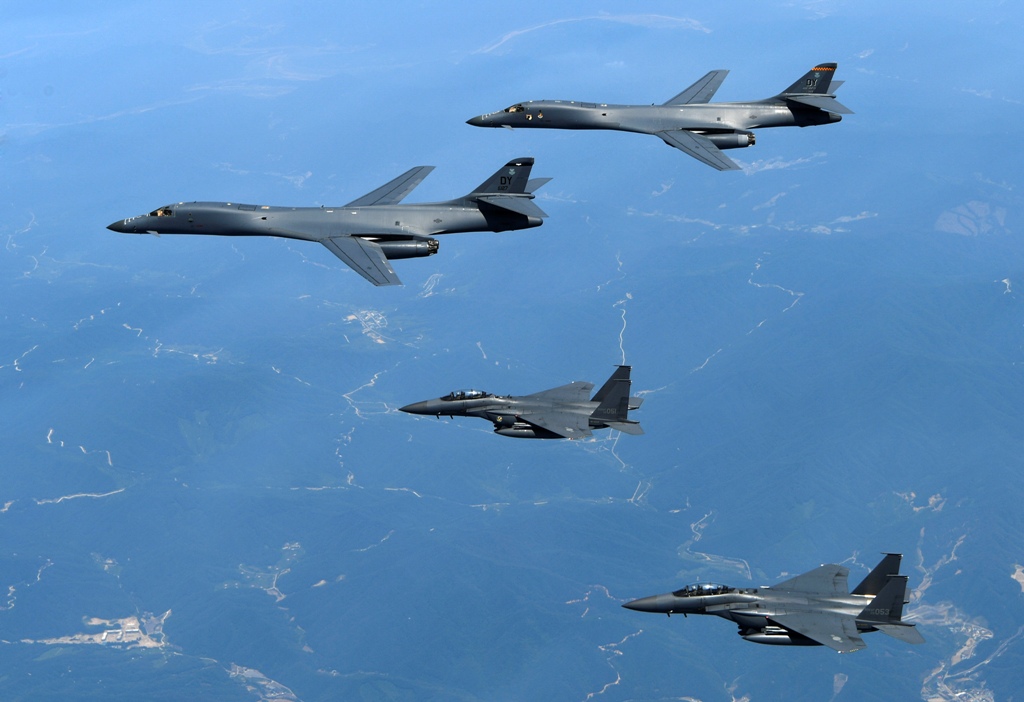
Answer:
401;392;598;421
623;584;881;645
108;200;542;241
399;391;603;439
467;99;840;135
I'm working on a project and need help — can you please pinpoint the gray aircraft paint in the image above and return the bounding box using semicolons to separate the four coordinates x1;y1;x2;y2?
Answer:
623;553;924;653
400;365;643;439
108;158;548;286
468;63;851;170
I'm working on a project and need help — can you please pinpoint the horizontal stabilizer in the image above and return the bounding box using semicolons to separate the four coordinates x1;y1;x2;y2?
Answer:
785;94;853;114
474;194;548;218
526;177;552;193
605;421;644;436
343;166;435;207
628;396;644;410
321;235;402;286
656;130;740;171
873;623;925;645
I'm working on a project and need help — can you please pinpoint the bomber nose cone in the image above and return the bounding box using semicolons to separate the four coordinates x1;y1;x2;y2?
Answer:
466;115;486;127
399;400;432;415
107;220;131;233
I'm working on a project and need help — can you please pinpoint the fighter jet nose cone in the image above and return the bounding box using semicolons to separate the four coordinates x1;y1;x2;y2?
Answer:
622;596;663;613
399;401;430;414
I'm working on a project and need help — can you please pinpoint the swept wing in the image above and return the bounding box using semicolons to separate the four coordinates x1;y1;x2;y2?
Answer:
656;130;741;171
663;70;730;105
343;166;435;207
320;235;401;286
524;381;594;402
769;612;867;653
773;564;850;596
517;409;593;439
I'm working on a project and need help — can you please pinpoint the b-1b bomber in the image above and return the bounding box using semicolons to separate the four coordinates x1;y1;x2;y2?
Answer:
400;366;642;439
468;62;851;171
623;553;924;653
108;158;549;286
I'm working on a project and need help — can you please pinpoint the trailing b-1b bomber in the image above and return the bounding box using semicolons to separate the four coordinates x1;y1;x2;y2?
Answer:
108;158;549;286
468;62;851;171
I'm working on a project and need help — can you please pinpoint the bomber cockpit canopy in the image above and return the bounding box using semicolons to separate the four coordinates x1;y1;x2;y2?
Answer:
442;389;491;401
505;104;526;113
149;206;175;217
672;582;734;597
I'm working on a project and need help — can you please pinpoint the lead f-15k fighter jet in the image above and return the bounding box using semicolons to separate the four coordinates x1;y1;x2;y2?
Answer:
400;365;643;439
467;63;851;171
107;158;549;286
623;553;924;653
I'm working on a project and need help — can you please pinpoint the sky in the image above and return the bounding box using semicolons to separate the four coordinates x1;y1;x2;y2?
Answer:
2;2;1023;701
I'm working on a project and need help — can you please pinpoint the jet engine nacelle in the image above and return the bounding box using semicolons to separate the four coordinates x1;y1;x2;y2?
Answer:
740;627;817;646
705;133;755;149
370;236;439;260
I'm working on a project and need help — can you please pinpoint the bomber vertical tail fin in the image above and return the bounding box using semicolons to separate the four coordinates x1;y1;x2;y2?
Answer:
468;157;535;196
466;157;548;218
776;62;853;114
780;63;838;95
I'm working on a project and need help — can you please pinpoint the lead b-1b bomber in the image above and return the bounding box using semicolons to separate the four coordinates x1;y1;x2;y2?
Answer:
108;158;549;286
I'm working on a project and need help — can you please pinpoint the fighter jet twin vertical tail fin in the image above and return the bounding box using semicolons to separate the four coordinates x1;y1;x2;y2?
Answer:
851;553;903;596
590;366;643;435
857;575;926;644
469;157;548;218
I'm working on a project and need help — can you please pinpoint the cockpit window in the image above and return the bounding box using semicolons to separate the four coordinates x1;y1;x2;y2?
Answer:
671;582;733;597
149;207;174;217
505;104;525;113
442;390;490;401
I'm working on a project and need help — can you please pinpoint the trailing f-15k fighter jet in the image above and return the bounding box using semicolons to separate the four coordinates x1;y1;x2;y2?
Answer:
400;365;643;439
107;158;549;286
623;553;924;653
467;63;851;171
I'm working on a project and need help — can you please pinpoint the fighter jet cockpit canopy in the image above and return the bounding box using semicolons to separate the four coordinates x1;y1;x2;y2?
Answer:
149;206;175;217
442;390;492;401
672;583;735;597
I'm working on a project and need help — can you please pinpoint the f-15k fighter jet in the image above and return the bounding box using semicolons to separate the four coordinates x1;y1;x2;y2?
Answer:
108;158;549;286
623;553;924;652
467;63;851;171
400;365;643;439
